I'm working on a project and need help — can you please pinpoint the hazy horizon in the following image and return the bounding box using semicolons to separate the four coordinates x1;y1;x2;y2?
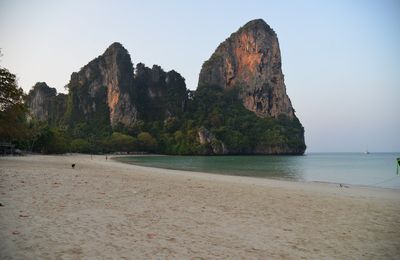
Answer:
0;0;399;153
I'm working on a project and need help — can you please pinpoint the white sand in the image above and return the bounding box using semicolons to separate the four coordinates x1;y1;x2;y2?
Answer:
0;154;399;259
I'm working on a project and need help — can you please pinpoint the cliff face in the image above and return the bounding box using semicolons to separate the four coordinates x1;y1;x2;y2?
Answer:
26;82;67;124
66;42;137;128
134;63;188;120
25;24;305;155
26;82;56;121
198;19;294;119
28;42;188;130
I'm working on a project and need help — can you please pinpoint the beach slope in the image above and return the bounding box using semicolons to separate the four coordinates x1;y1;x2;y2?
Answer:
0;155;399;259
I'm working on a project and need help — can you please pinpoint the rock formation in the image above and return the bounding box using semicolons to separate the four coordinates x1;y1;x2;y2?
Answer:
66;42;137;128
26;82;67;124
197;127;228;154
198;19;294;119
134;63;188;120
28;42;189;131
25;21;306;155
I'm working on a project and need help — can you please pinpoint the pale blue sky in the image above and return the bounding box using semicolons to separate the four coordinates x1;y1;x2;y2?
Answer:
0;0;399;152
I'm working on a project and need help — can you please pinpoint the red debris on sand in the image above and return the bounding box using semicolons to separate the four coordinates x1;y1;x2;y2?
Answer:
12;231;20;235
147;233;157;239
19;214;29;218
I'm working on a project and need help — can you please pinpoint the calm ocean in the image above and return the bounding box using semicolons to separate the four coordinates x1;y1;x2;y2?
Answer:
116;153;400;189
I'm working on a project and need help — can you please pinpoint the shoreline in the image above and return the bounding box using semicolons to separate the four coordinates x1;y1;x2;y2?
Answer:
110;155;400;200
113;154;400;191
1;154;399;258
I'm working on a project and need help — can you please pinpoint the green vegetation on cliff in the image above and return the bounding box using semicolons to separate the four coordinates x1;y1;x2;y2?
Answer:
78;84;303;155
187;85;306;154
21;81;305;155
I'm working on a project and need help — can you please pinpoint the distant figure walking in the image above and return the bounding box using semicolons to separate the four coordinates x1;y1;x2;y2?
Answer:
72;163;76;169
106;155;108;160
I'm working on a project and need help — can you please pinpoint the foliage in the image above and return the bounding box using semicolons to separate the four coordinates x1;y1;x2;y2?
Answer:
0;67;29;142
105;132;137;152
25;82;304;155
137;132;157;152
0;67;24;112
21;119;50;152
70;138;91;153
185;84;306;154
42;128;69;154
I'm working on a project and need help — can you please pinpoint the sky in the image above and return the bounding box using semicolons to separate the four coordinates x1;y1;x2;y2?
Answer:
0;0;399;152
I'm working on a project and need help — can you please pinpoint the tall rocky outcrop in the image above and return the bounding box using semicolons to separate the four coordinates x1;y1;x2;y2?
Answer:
25;22;305;155
66;42;137;128
134;63;188;120
27;42;188;131
198;19;295;119
26;82;67;125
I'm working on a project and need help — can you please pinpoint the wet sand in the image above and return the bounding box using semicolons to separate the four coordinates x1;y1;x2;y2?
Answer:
0;154;399;259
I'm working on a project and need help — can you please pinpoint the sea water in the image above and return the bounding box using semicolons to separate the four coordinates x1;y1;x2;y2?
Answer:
116;153;400;189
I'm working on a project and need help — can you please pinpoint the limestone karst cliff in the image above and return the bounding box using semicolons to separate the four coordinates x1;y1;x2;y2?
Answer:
25;19;305;155
66;42;137;129
26;82;67;125
196;19;305;154
134;63;188;121
198;19;295;119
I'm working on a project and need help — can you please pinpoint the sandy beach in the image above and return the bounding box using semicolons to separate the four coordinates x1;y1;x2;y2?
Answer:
0;155;399;259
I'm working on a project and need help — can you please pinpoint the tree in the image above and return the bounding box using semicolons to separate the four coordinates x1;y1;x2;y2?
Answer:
107;132;137;152
0;67;24;111
137;132;157;152
26;119;49;152
44;128;69;154
0;66;28;142
70;138;91;153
